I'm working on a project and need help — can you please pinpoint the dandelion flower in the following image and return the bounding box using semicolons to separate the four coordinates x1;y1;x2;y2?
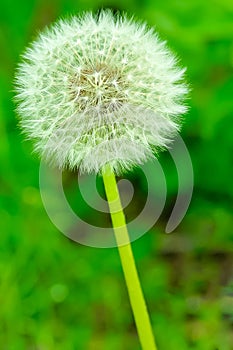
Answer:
15;10;188;175
15;11;190;350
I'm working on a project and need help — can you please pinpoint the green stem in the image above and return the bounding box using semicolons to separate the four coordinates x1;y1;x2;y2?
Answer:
102;163;157;350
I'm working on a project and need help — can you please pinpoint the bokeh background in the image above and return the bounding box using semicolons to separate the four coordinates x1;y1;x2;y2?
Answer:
1;0;233;349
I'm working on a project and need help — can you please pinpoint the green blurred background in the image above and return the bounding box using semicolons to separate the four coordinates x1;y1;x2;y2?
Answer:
0;0;233;349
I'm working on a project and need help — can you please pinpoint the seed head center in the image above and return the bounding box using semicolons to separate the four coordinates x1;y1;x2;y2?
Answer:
70;63;128;113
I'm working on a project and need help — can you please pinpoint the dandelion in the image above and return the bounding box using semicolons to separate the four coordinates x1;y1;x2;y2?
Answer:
15;10;187;175
15;10;188;350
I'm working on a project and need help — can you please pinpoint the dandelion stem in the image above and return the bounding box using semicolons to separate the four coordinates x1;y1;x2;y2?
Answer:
102;163;157;350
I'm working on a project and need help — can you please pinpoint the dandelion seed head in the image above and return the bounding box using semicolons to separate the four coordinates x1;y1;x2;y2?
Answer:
15;10;188;174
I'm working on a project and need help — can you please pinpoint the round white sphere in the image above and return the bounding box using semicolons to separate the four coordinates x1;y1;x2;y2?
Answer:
15;10;188;174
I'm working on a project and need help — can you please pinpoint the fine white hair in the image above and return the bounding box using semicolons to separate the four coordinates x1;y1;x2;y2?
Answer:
15;10;188;174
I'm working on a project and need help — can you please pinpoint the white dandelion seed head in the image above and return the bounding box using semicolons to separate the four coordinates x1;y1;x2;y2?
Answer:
15;10;188;175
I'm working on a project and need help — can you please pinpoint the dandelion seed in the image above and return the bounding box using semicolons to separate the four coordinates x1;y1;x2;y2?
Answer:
15;11;188;175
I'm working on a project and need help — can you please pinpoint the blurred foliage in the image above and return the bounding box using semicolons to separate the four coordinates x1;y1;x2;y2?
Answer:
0;0;233;349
